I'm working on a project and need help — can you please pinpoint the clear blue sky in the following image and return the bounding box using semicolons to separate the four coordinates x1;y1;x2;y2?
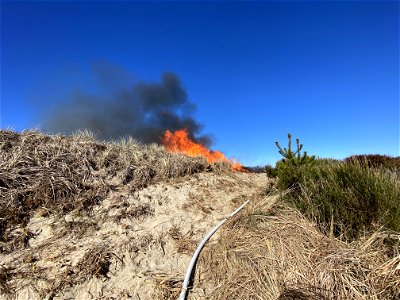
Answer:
1;1;399;165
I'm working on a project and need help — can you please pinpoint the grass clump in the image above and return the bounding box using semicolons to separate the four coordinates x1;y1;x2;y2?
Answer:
291;159;400;240
0;129;209;254
274;134;400;240
195;196;400;299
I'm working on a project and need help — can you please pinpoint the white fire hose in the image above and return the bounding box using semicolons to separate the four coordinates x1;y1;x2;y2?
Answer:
178;200;250;300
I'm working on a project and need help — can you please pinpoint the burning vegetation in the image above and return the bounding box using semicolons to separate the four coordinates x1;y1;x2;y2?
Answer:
0;129;265;299
162;129;246;172
0;129;212;254
0;129;398;300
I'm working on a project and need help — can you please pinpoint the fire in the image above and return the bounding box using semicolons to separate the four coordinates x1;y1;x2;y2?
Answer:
162;129;247;172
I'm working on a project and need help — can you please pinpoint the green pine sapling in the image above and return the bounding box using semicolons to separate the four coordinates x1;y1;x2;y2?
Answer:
275;133;315;166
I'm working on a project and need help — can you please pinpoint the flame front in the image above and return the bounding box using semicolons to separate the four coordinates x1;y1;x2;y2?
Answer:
162;129;246;172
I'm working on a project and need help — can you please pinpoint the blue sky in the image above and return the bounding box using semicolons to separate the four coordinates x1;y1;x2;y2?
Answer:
1;1;399;165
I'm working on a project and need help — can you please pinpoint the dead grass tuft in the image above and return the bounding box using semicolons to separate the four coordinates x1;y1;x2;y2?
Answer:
208;161;232;174
194;194;400;300
168;224;197;254
277;286;328;300
113;202;155;223
153;273;182;300
0;129;210;254
0;265;13;294
75;245;112;281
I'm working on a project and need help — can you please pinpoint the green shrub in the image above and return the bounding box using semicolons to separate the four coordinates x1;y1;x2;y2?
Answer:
273;135;400;240
264;164;277;177
344;154;400;173
284;159;400;240
275;133;315;190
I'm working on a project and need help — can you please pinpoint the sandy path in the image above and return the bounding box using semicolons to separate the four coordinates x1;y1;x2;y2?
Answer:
1;172;268;300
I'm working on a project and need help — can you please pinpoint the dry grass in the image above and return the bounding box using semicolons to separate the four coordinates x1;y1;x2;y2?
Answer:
0;265;13;294
3;129;398;300
75;245;113;281
193;194;400;300
0;129;209;254
168;224;197;254
0;129;214;298
0;130;265;299
153;272;183;300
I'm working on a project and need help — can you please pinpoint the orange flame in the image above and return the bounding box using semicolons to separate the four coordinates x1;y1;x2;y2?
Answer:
162;129;247;172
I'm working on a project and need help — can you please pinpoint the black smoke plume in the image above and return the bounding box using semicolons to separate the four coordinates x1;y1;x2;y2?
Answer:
42;62;212;146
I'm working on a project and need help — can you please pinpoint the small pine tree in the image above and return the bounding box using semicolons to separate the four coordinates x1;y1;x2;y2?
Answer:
275;133;315;166
275;133;315;189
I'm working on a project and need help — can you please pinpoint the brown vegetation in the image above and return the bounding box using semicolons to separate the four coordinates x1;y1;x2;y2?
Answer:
344;154;400;171
0;129;209;254
193;194;400;299
1;130;398;300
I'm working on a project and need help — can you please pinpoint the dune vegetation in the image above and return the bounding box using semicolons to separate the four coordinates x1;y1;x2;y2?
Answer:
0;129;242;299
0;129;214;255
190;134;399;300
0;130;398;299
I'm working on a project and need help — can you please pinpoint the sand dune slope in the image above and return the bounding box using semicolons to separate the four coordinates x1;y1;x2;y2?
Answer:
1;171;268;300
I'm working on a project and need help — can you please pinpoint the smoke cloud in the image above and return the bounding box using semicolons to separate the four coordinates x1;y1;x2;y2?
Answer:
42;62;212;146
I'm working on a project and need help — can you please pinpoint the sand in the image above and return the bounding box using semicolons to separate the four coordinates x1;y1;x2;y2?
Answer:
1;172;269;300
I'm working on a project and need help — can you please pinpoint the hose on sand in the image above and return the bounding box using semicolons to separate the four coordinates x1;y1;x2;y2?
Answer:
178;200;250;300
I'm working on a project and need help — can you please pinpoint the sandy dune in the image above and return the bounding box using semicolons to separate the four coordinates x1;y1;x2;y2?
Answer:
1;172;268;300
